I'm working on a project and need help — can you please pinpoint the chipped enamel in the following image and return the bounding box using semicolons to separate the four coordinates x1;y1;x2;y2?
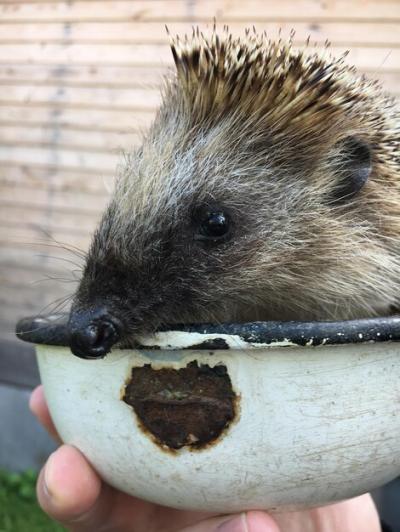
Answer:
137;330;297;349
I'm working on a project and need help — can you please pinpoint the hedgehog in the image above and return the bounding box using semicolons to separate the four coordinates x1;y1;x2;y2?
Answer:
67;27;400;359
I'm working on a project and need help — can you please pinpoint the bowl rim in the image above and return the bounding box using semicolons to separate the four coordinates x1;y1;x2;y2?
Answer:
15;313;400;351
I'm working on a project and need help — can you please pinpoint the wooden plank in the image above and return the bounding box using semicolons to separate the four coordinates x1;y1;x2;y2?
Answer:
0;243;87;270
0;298;72;330
0;251;82;280
0;84;161;110
0;183;109;213
0;225;96;253
0;65;398;94
0;104;155;130
0;290;73;320
0;42;398;71
0;248;83;329
0;43;172;65
0;207;102;234
0;61;398;88
0;164;115;194
1;300;45;323
0;277;78;308
0;283;73;318
0;224;91;252
0;21;399;46
0;63;168;86
0;263;80;289
0;124;142;150
0;143;120;172
0;158;111;177
0;284;71;309
0;205;100;233
0;256;79;328
0;287;68;312
1;260;76;296
1;1;399;22
0;289;75;319
0;77;397;115
0;222;92;250
0;256;78;286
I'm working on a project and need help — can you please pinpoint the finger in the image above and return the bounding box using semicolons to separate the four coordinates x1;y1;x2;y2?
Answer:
178;511;280;532
36;444;212;532
35;444;279;532
273;494;381;532
29;385;61;442
36;444;114;531
310;494;381;532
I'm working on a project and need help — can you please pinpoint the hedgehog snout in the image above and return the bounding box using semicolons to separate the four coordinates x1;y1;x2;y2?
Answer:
68;306;122;359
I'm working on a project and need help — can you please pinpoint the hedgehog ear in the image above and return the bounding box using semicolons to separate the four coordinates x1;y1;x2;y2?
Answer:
330;137;372;204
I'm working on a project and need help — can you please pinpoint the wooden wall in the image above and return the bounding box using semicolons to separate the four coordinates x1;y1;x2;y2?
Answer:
1;0;399;345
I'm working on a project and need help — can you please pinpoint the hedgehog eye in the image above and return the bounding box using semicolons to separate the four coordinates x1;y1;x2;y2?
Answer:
194;209;231;242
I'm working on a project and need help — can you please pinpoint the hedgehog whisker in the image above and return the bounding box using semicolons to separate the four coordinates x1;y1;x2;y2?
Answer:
35;254;84;271
32;228;88;260
32;275;79;285
32;293;74;320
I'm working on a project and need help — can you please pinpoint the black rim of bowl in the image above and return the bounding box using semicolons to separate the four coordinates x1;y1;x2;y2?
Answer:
15;313;400;350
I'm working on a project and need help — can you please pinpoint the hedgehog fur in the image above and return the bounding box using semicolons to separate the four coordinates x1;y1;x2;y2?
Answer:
70;27;400;352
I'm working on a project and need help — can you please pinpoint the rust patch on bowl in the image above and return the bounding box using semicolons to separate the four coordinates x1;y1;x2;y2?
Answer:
122;361;237;450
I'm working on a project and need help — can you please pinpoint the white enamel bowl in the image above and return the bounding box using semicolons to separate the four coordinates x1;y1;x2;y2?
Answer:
34;331;400;513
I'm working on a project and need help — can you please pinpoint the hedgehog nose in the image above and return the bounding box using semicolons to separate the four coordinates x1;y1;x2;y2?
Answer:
69;309;121;359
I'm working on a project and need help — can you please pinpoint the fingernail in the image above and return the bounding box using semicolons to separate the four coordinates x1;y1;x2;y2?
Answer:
217;513;247;532
43;452;56;499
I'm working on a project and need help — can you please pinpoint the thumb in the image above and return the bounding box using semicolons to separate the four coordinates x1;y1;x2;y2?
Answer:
178;511;280;532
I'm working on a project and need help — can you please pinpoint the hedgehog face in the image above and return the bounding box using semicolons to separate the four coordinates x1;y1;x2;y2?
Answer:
68;29;399;358
68;126;376;358
68;129;276;358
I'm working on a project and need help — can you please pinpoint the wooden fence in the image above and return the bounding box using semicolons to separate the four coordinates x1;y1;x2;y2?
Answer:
1;0;399;364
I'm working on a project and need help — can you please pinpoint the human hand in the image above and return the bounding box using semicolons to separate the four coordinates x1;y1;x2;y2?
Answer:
30;385;382;532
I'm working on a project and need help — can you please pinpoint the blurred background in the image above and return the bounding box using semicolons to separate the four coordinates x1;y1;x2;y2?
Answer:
0;0;399;530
